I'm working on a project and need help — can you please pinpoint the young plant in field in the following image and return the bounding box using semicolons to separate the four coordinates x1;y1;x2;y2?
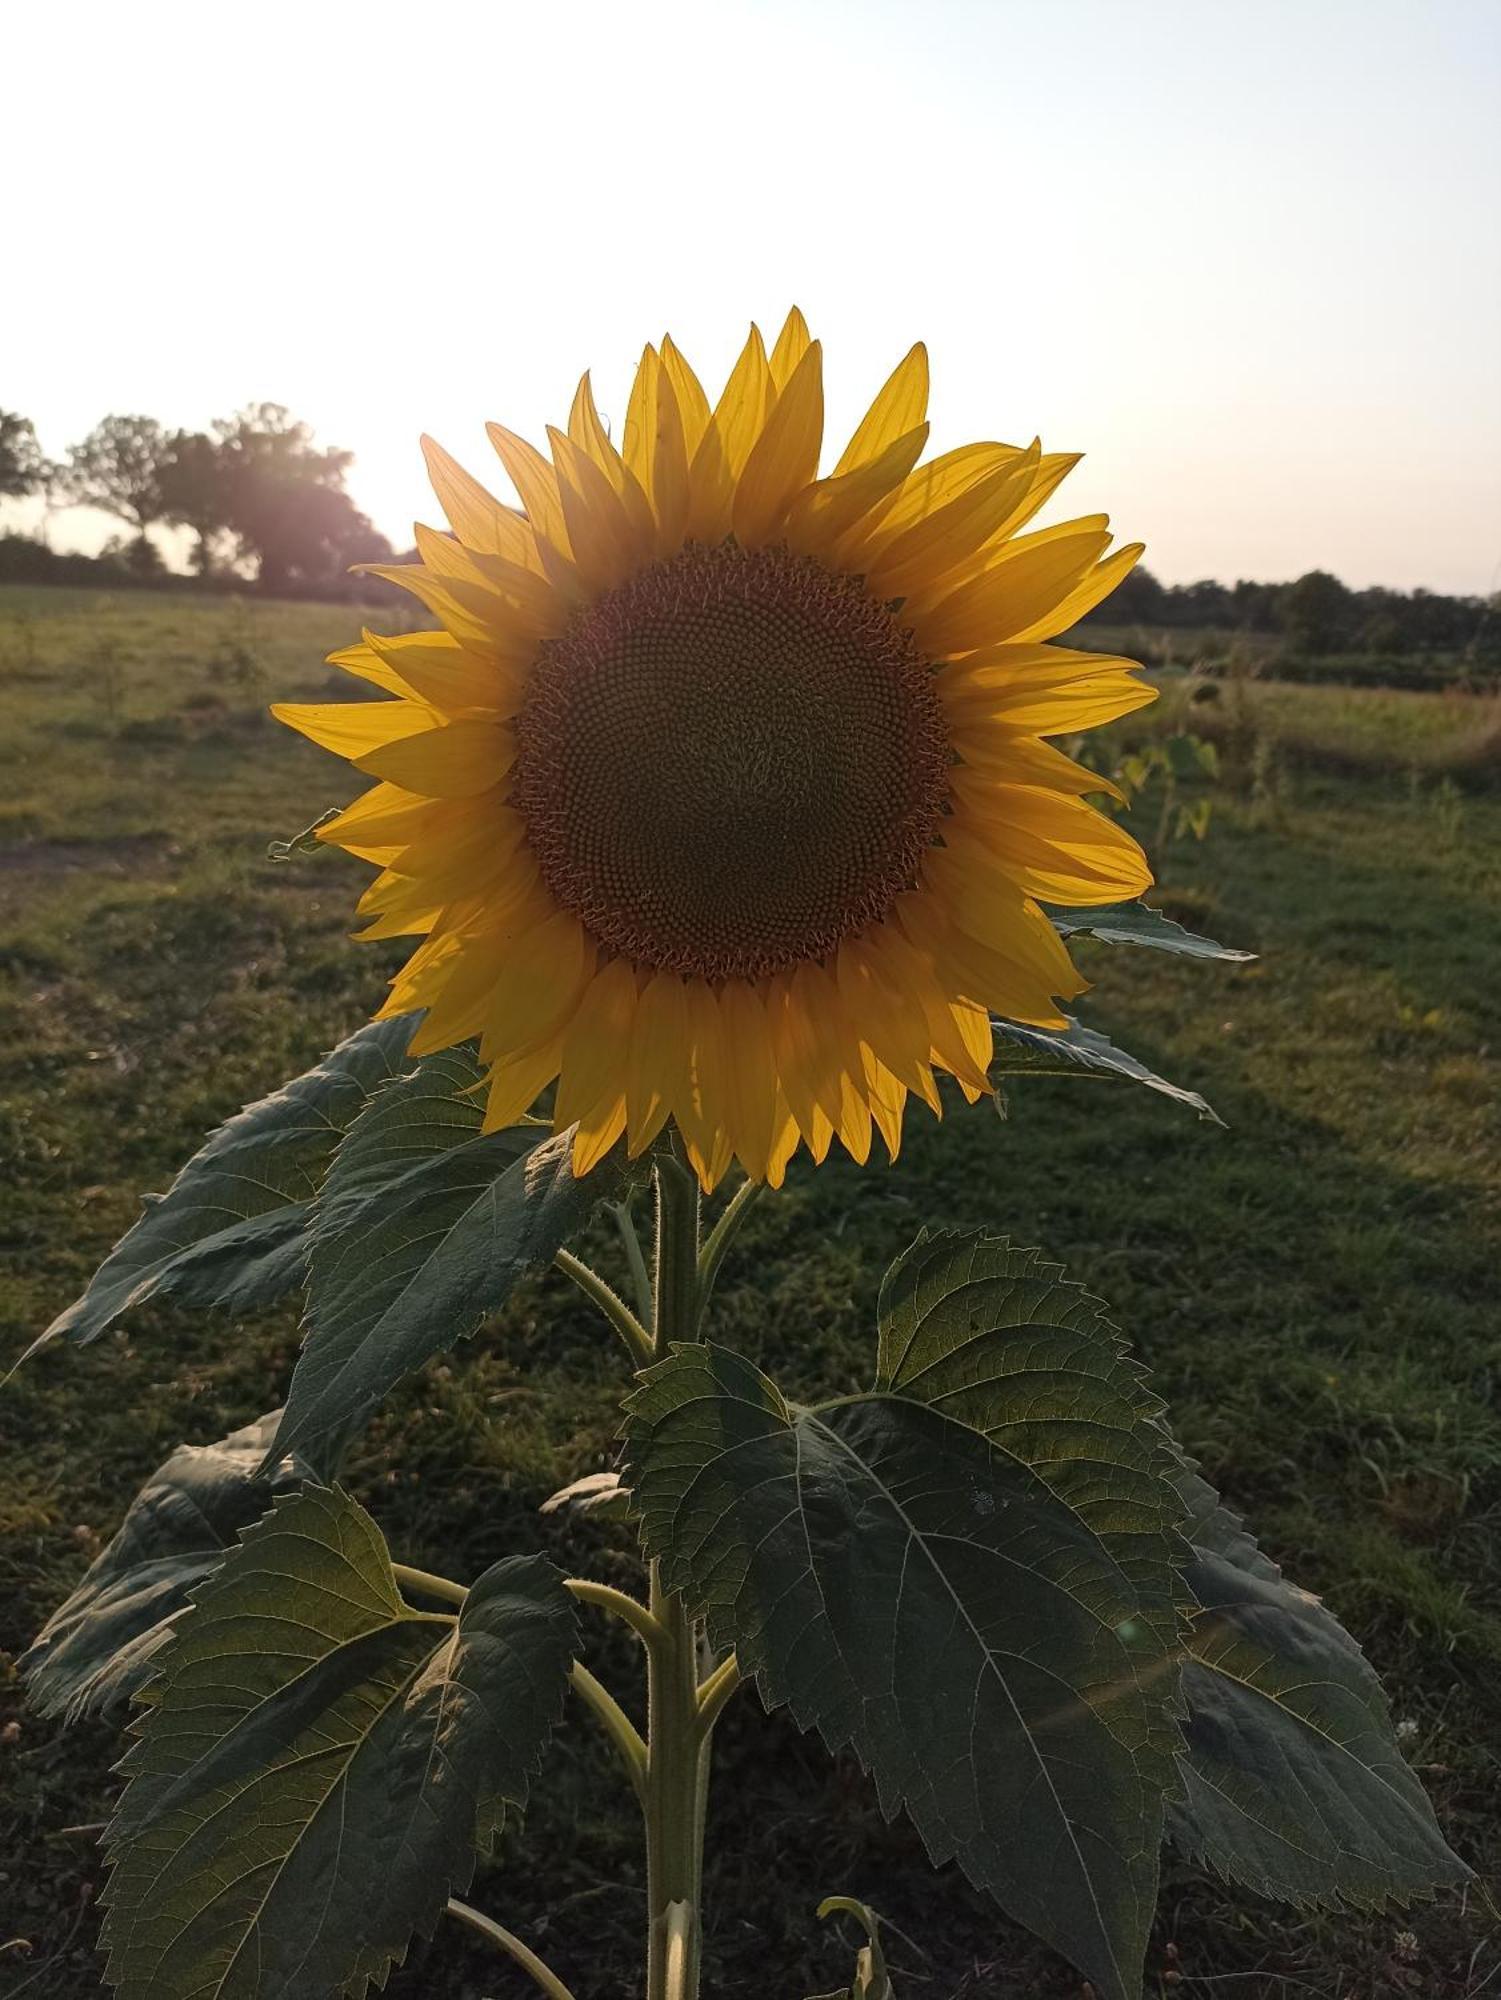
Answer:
23;317;1467;2000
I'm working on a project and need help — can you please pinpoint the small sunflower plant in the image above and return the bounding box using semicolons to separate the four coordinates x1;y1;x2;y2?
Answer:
24;315;1465;2000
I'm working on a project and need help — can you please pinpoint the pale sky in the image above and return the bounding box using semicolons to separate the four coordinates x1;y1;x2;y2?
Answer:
6;0;1499;595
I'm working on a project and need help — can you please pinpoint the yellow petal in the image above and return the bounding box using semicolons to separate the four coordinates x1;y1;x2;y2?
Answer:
354;717;514;798
1010;543;1146;642
834;342;929;476
781;423;930;563
940;647;1155;736
482;1034;564;1133
556;959;640;1129
421;435;544;571
354;629;521;716
678;980;734;1192
942;791;1153;906
865;446;1040;600
486;423;573;558
482;910;593;1066
357;562;517;658
547;426;651;591
835;935;938;1101
717;980;779;1181
413;524;562;640
659;335;712;459
567;372;657;544
272;698;433;760
623;346;690;552
687;325;772;541
573;1093;629;1177
765;1097;802;1190
768;306;812;389
731;341;824;547
911;522;1114;656
863;1056;907;1161
626;970;689;1157
951;734;1128;804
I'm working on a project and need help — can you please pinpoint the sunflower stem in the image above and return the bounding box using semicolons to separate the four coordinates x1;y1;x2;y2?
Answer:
643;1155;710;2000
554;1247;654;1370
611;1195;656;1328
444;1899;577;2000
695;1176;763;1331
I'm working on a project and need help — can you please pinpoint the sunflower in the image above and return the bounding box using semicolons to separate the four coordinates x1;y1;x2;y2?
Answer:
274;311;1154;1191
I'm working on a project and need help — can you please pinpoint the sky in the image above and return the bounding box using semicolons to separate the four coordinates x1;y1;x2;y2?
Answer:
6;0;1499;596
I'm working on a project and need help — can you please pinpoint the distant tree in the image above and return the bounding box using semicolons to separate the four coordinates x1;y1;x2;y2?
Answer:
1278;569;1352;655
159;430;233;576
1106;565;1168;624
212;404;387;592
63;414;173;567
0;410;48;499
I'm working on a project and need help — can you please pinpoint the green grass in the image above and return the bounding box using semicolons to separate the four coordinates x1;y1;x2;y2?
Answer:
2;585;1499;1999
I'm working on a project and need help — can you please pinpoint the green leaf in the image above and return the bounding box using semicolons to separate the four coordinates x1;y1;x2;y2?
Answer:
991;1013;1223;1125
26;1016;419;1360
23;1412;318;1722
102;1485;577;2000
270;1045;632;1469
1044;900;1252;961
1169;1469;1471;1908
623;1229;1187;2000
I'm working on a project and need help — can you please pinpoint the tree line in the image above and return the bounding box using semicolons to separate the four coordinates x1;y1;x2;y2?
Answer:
1105;562;1496;664
1;404;1495;658
0;405;393;595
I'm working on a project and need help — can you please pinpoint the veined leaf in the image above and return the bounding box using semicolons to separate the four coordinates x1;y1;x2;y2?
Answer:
1170;1469;1470;1907
22;1411;316;1722
624;1230;1187;2000
1044;900;1253;961
270;1045;633;1468
991;1013;1223;1125
27;1016;419;1360
103;1486;577;2000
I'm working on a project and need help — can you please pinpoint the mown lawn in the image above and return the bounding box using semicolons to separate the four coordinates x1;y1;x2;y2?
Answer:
1;584;1498;1998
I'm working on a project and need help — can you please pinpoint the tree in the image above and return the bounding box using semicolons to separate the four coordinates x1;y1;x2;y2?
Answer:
159;430;232;576
1279;569;1352;656
0;411;47;500
64;415;173;566
212;404;388;592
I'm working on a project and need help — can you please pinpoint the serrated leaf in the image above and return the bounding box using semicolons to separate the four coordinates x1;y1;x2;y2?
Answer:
26;1016;419;1360
991;1013;1223;1125
270;1045;633;1468
1169;1469;1470;1908
22;1411;317;1723
102;1485;577;2000
1044;900;1253;961
624;1229;1188;2000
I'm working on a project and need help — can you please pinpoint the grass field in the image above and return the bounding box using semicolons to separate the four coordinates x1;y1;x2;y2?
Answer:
2;583;1499;1999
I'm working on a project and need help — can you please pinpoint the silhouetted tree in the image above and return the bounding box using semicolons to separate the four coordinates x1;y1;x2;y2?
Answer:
160;430;232;576
1279;569;1352;654
1;411;48;499
211;404;387;592
64;414;173;566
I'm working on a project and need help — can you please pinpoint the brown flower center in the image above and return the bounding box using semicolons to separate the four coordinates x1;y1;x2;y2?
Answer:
510;542;950;982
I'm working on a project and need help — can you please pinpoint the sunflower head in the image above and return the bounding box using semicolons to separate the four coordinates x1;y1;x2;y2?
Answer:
275;311;1155;1191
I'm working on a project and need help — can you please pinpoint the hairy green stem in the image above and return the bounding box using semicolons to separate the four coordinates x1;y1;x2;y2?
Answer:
570;1660;648;1804
445;1898;577;2000
644;1154;710;2000
695;1653;742;1736
695;1176;763;1329
611;1195;656;1328
566;1576;667;1650
554;1247;654;1369
391;1562;467;1609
